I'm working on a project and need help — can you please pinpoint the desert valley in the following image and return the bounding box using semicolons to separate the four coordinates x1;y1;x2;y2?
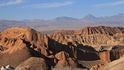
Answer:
1;0;124;70
0;26;124;70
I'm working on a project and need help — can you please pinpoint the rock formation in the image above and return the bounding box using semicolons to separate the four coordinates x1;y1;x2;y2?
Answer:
0;26;124;70
50;26;124;47
15;57;47;70
0;27;48;68
104;56;124;70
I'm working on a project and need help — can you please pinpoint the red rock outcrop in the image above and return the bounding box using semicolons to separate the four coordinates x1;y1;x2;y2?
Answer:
49;26;124;69
55;51;68;66
0;39;31;67
99;50;111;63
0;26;124;70
50;26;124;47
0;27;48;67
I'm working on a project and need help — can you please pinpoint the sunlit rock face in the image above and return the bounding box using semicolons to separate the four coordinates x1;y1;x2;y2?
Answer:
0;26;124;70
50;26;124;47
0;27;48;67
104;56;124;70
99;50;111;63
15;57;47;70
48;26;124;69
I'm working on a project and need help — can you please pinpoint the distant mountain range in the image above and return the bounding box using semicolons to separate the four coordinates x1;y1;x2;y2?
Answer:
0;13;124;31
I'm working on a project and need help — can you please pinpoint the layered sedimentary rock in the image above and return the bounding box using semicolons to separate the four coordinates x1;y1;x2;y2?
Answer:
53;26;124;35
49;26;124;70
50;26;124;47
0;27;48;68
0;26;124;70
0;39;31;67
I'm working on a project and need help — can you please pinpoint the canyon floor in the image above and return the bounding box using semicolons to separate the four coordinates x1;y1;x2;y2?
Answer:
0;26;124;70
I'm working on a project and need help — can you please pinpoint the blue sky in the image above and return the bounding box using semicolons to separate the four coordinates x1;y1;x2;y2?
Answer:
0;0;124;20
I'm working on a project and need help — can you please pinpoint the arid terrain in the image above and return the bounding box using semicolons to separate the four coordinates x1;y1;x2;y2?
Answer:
1;0;124;70
0;26;124;70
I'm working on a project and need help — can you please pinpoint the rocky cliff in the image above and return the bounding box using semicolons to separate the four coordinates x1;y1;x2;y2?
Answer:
0;26;124;70
0;27;48;68
50;26;124;48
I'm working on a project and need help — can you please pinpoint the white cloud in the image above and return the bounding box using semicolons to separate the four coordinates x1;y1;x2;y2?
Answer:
26;1;74;8
95;0;124;7
0;0;24;7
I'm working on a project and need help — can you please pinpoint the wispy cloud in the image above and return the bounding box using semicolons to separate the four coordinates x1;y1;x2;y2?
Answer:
25;1;74;8
95;0;124;7
0;0;24;7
